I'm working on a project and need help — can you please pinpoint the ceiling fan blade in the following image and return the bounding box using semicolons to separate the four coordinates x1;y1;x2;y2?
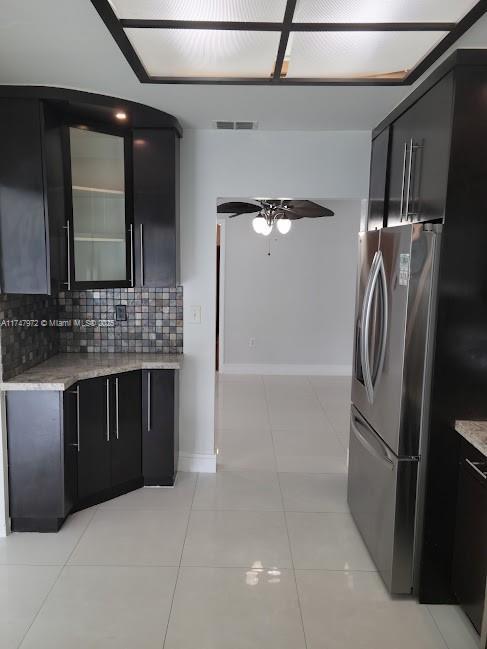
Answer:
217;201;262;217
281;200;335;219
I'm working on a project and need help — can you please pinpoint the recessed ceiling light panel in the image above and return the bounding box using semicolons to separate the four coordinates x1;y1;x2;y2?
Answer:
293;0;479;23
285;31;447;79
109;0;287;22
125;28;280;78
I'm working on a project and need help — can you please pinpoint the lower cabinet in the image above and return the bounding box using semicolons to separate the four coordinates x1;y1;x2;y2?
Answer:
76;372;142;508
452;439;487;633
142;369;179;486
7;390;77;532
6;368;177;532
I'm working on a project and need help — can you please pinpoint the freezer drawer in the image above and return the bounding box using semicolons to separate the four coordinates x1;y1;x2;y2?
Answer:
348;406;419;594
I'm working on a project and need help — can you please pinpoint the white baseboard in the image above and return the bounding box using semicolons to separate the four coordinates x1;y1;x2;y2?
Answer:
178;452;216;473
220;363;352;376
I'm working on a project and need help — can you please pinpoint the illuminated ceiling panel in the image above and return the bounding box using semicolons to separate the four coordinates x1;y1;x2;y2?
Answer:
91;0;487;85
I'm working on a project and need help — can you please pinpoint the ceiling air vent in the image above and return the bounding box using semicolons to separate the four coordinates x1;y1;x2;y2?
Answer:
214;121;258;130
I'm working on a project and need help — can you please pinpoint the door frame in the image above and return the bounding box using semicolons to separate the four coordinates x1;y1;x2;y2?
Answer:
216;217;226;373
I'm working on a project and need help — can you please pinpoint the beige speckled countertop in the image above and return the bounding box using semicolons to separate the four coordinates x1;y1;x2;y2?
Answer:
0;353;183;391
455;420;487;457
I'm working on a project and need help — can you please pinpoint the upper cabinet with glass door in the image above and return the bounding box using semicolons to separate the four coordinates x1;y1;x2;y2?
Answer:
68;127;133;288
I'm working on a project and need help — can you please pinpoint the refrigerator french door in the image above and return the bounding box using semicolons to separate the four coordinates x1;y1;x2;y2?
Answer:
348;223;441;594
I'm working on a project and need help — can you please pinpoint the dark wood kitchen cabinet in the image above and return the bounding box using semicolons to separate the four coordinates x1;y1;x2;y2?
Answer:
0;99;66;294
110;371;142;487
77;372;142;509
6;389;78;532
76;377;112;503
452;439;487;633
366;127;390;231
6;367;177;530
133;129;180;288
142;369;179;486
387;72;454;227
0;87;182;294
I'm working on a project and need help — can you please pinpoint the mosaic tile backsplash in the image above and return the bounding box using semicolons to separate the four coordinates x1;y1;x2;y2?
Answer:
0;287;183;380
58;287;183;354
0;294;59;380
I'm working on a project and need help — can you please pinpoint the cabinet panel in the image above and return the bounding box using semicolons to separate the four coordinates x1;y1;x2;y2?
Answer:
110;371;142;486
0;99;50;294
77;377;111;502
387;73;454;227
142;369;178;485
452;441;487;633
66;126;133;289
6;390;74;531
133;129;179;287
367;128;390;231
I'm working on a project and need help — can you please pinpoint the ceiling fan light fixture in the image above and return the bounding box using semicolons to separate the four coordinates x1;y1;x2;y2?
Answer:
260;221;273;236
277;218;291;234
252;216;265;234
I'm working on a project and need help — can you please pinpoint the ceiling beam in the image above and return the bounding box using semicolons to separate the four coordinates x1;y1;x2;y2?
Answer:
90;0;150;82
120;19;456;32
273;0;298;81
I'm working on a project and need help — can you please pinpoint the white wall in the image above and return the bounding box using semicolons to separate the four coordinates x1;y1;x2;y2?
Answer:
220;199;361;374
179;130;370;470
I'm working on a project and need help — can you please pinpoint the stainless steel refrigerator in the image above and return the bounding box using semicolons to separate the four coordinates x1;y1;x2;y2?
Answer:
348;222;441;594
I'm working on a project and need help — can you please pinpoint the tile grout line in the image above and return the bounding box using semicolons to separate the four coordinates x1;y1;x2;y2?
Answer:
424;606;455;649
262;374;309;649
306;375;350;451
161;471;199;649
15;505;99;648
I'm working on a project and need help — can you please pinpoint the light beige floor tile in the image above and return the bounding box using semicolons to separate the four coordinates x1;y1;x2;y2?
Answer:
0;565;60;649
308;376;352;391
296;570;448;649
68;508;189;566
216;404;270;430
216;428;276;471
0;509;95;566
164;567;306;649
286;512;375;570
192;471;283;511
272;427;347;473
427;605;480;649
181;510;291;568
279;473;349;512
20;565;177;649
99;472;196;510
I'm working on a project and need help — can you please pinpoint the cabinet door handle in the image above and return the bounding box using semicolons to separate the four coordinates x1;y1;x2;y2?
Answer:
68;385;80;452
106;378;110;442
76;384;80;452
399;141;408;222
405;138;414;220
466;458;486;480
115;377;119;439
140;223;145;286
406;141;423;221
63;221;71;291
147;371;151;431
129;224;134;287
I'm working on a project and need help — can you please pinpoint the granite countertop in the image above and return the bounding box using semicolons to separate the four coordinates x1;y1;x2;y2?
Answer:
455;420;487;457
0;353;183;391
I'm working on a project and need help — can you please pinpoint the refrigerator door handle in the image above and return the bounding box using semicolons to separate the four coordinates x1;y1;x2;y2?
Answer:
351;413;394;470
373;252;389;388
361;251;381;403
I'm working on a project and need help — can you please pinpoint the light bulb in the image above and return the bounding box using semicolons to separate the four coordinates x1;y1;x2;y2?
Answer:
277;218;291;234
260;221;273;236
252;217;264;234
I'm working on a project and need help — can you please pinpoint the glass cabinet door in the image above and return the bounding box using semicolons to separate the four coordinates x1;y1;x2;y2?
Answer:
69;127;129;284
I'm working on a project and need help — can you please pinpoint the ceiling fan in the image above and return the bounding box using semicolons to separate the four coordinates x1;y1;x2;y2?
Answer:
217;199;335;236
